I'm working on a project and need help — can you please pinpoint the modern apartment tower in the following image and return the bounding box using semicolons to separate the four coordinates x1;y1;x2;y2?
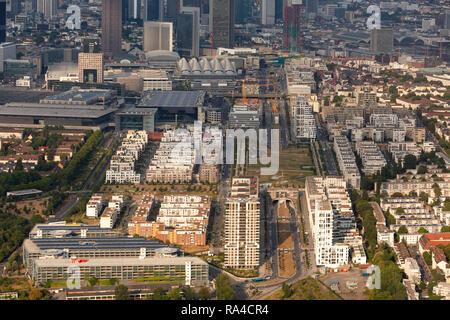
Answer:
294;97;316;140
0;0;5;43
224;176;260;269
177;6;200;57
102;0;123;57
143;21;173;51
209;0;234;49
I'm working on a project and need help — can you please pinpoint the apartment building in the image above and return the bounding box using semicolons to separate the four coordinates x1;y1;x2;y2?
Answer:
355;141;387;175
146;129;195;184
224;177;260;269
106;130;148;184
86;194;105;218
305;176;366;268
100;207;118;229
381;173;450;199
228;105;260;130
128;195;211;246
293;96;317;141
388;141;422;164
334;135;361;189
198;164;219;184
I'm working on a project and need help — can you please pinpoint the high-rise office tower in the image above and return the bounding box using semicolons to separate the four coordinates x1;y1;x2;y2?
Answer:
0;0;5;43
261;0;275;25
37;0;57;20
306;0;318;16
122;0;129;22
78;52;104;83
275;0;283;22
224;177;260;269
370;28;394;53
102;0;123;57
6;0;22;15
209;0;234;49
177;6;199;57
144;0;163;21
143;21;173;51
128;0;141;19
235;0;252;25
166;0;180;19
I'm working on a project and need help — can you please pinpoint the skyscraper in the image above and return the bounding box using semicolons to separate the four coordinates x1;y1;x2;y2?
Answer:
122;0;129;22
37;0;57;20
261;0;275;25
209;0;234;49
370;28;394;53
177;6;199;57
224;177;260;269
78;52;104;83
143;21;173;51
144;0;163;21
305;0;318;16
102;0;122;57
235;0;252;25
275;0;283;22
166;0;180;20
128;0;141;20
0;0;5;43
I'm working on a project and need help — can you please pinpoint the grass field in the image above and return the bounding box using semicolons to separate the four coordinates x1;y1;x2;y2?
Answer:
247;145;314;187
267;277;341;300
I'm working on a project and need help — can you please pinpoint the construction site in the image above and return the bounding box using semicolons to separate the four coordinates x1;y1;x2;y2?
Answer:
277;201;296;278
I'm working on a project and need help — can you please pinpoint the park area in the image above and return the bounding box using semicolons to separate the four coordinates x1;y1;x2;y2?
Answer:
247;145;314;187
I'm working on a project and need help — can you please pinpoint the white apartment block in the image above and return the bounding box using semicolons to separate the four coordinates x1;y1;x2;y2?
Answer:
157;195;210;228
370;113;399;127
293;97;317;140
381;173;450;199
86;194;105;218
403;257;421;284
334;135;361;189
388;141;421;164
100;207;118;229
108;194;124;212
106;130;148;184
146;128;196;184
355;141;387;175
305;176;366;268
224;177;260;269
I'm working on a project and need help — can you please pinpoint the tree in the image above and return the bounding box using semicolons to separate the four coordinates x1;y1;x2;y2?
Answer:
403;154;417;169
215;274;235;300
419;192;429;203
423;252;432;266
198;287;210;300
29;288;43;300
281;282;292;299
152;287;168;300
182;286;197;300
397;226;408;234
167;287;181;300
418;227;428;234
114;284;130;300
395;207;405;214
417;166;428;174
433;183;442;198
441;226;450;233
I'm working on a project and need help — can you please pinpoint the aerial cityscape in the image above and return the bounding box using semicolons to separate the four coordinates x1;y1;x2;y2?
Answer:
1;0;450;306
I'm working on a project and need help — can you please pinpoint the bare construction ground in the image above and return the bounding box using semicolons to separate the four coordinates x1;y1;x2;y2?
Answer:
319;268;369;300
278;251;296;278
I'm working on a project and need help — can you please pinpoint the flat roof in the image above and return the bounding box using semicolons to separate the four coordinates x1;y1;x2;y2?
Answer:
33;256;207;267
0;104;116;119
139;91;204;109
6;189;42;196
41;89;114;103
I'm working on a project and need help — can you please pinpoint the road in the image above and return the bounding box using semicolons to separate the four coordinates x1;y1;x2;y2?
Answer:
210;163;231;250
50;132;120;222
